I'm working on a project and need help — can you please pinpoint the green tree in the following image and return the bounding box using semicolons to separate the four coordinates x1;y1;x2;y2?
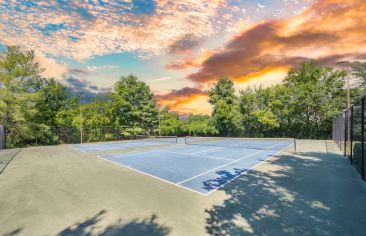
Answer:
352;62;366;87
209;77;242;136
159;107;183;136
0;46;45;147
185;114;218;136
109;75;158;136
239;86;280;137
82;98;113;142
284;61;346;138
35;78;77;126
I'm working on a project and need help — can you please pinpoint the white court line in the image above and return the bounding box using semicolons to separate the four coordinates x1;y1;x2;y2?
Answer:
92;140;292;196
203;143;293;196
71;146;87;153
96;155;207;196
102;144;185;158
177;141;288;185
160;150;235;161
72;140;177;152
188;146;225;155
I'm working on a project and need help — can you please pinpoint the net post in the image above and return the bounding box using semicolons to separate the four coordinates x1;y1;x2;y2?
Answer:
185;136;187;144
294;139;297;152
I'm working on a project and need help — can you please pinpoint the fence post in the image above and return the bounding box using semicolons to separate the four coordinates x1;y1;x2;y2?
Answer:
344;111;347;156
361;97;365;180
0;125;6;150
350;106;353;165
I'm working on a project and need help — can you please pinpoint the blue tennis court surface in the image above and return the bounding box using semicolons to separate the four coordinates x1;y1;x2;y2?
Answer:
74;139;175;152
92;139;293;195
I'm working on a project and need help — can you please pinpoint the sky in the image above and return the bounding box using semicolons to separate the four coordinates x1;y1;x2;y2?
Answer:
0;0;365;115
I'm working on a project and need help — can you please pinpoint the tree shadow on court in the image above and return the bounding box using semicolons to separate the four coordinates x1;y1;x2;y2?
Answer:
2;228;23;236
204;151;366;235
57;210;170;236
203;168;246;191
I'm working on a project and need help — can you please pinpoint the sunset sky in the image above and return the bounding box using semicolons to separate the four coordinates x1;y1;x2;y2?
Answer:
1;0;365;115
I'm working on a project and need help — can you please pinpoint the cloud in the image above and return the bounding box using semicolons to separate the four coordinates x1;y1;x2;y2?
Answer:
155;87;209;115
68;65;119;76
168;34;203;54
166;49;214;70
257;3;265;9
68;68;90;76
186;0;366;85
0;1;232;60
64;77;111;103
34;52;68;80
149;77;172;83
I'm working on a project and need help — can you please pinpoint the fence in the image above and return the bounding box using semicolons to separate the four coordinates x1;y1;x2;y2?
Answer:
1;126;141;148
0;125;5;150
51;126;133;144
332;96;365;180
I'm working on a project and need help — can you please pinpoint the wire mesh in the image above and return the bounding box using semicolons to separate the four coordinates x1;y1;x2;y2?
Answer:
332;96;365;180
135;135;178;143
0;125;5;150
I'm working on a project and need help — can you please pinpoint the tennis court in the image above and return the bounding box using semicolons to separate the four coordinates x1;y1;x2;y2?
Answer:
74;136;294;195
73;135;178;152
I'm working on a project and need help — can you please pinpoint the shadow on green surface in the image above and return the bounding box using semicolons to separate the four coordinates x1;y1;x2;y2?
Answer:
57;210;170;236
3;228;23;236
0;148;21;175
205;152;366;235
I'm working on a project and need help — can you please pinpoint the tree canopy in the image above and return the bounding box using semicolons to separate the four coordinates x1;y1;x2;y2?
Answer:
1;45;363;147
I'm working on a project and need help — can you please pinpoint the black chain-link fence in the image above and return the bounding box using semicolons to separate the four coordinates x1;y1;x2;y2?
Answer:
2;126;141;148
332;96;365;180
51;126;132;144
0;125;5;150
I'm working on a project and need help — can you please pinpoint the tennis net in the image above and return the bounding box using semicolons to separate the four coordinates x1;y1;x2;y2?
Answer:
185;136;295;151
135;135;178;143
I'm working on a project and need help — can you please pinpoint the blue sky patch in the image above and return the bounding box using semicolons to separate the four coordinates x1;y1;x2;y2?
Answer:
131;0;156;15
33;23;67;36
68;35;80;42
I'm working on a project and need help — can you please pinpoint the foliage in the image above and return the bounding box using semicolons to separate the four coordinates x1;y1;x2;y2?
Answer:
239;61;346;139
109;75;158;135
209;77;242;136
158;107;184;136
0;46;56;146
0;45;358;147
352;62;366;87
283;61;346;138
185;114;218;136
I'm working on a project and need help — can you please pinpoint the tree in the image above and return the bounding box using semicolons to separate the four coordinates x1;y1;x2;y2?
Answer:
352;62;366;87
208;76;236;105
283;61;346;138
159;107;183;136
185;114;218;136
0;46;44;147
239;86;281;137
35;78;77;126
109;75;158;136
209;77;242;136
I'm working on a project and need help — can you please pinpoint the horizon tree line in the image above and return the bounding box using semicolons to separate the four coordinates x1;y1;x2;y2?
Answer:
0;46;365;148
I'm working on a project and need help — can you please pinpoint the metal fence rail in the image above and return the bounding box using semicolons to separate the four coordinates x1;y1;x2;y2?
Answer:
332;96;365;180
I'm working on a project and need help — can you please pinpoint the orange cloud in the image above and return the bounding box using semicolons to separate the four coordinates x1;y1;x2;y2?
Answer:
185;0;366;84
166;49;214;70
155;87;209;115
